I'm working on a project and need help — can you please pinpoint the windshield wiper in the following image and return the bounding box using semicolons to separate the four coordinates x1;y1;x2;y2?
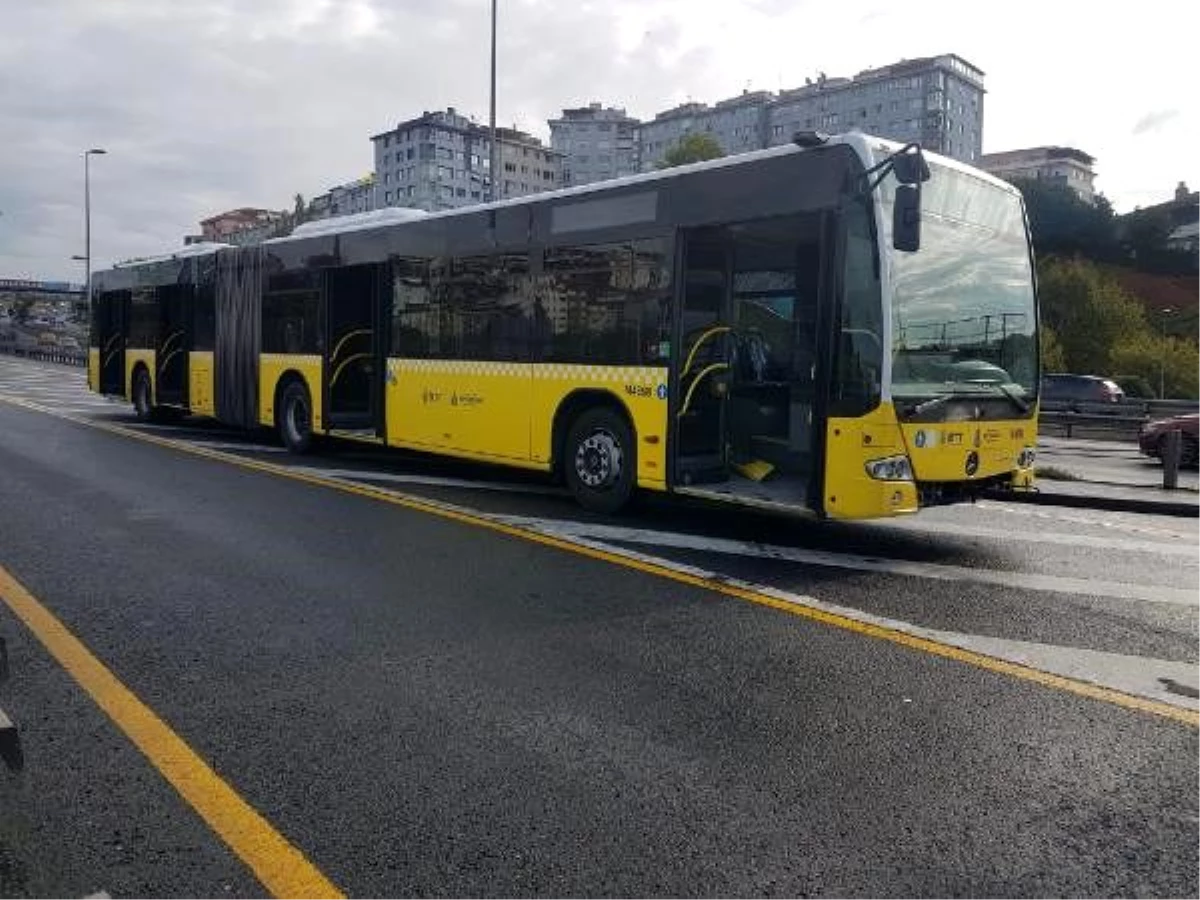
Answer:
992;382;1030;414
902;382;1029;418
908;394;952;416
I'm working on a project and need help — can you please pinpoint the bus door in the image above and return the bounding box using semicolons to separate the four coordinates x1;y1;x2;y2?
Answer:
674;216;825;505
155;284;190;407
97;289;128;396
323;263;382;433
673;230;732;485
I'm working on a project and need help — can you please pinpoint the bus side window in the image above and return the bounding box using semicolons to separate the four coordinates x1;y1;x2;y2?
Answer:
262;271;320;355
194;282;216;351
538;240;671;367
129;288;157;349
443;254;530;362
390;258;436;358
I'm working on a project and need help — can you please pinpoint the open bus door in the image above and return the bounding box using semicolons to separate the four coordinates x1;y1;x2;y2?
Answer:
672;215;827;510
323;263;383;435
96;289;128;396
155;284;190;408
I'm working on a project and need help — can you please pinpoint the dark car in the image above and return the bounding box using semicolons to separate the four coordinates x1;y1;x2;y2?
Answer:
1138;413;1199;468
1040;373;1126;406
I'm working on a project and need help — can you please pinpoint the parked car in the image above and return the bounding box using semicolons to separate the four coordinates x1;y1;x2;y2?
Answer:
1138;413;1199;468
1040;373;1126;406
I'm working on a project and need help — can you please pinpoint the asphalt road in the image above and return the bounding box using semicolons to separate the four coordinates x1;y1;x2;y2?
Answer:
0;356;1196;898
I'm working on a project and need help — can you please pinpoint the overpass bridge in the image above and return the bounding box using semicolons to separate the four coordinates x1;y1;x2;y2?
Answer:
0;278;85;296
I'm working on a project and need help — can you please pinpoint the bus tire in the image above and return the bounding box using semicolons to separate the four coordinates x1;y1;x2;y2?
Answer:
132;368;153;421
278;380;314;454
564;406;636;514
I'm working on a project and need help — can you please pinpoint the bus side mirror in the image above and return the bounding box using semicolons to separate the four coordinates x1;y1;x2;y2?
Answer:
893;184;921;252
891;151;930;185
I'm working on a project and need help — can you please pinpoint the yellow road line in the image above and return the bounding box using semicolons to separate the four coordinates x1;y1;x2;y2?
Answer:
0;563;344;899
3;391;1197;728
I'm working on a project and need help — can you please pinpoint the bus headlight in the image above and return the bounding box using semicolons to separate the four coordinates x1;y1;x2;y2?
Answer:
865;455;914;481
1017;446;1036;468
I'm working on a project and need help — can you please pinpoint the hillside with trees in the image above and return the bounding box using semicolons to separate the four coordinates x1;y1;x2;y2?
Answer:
1011;178;1198;399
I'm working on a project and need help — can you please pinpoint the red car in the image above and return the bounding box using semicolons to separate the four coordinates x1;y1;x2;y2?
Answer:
1138;413;1199;468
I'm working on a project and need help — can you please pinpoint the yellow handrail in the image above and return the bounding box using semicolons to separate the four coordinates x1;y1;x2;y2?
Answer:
677;362;729;419
330;351;372;388
157;347;184;374
680;325;732;379
158;329;184;357
330;328;373;363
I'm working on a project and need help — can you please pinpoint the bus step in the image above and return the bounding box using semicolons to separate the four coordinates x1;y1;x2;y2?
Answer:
328;428;383;445
750;435;809;474
677;454;728;486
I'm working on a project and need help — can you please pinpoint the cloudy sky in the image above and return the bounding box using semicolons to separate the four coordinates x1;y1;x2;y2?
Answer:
1;0;1196;281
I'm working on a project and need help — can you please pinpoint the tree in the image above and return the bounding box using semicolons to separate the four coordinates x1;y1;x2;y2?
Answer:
659;133;724;168
1036;257;1148;375
1039;323;1067;372
1109;333;1199;400
1011;178;1116;261
1118;207;1195;274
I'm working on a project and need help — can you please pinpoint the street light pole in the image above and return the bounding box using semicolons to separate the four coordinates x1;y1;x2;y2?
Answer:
83;148;107;313
489;0;498;203
1159;306;1174;399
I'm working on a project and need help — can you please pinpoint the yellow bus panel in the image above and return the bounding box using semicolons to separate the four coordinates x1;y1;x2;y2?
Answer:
530;365;670;489
188;351;215;417
899;419;1036;490
259;354;323;431
825;403;1036;519
386;359;533;461
824;406;918;520
87;348;99;394
384;360;671;488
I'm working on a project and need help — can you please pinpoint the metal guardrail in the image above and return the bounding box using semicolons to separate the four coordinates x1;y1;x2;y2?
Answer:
0;344;86;367
1038;399;1199;440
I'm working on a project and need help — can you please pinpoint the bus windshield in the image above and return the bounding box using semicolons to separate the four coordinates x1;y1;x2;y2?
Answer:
884;162;1038;419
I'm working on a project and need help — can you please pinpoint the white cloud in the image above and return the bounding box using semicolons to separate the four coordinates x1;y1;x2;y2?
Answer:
1;0;1196;280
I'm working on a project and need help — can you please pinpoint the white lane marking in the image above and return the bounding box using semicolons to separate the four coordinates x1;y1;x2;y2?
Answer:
492;516;1199;607
287;465;565;497
978;499;1199;541
187;440;288;454
873;517;1199;558
496;523;1199;711
924;633;1199;710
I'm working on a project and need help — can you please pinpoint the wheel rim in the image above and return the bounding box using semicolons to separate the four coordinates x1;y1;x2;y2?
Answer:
575;429;622;489
286;394;310;444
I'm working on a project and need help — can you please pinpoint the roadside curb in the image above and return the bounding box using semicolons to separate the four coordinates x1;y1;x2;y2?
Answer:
986;487;1199;518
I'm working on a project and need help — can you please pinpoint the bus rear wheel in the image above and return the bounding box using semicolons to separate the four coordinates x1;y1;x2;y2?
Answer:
565;407;635;514
278;380;314;454
132;369;153;421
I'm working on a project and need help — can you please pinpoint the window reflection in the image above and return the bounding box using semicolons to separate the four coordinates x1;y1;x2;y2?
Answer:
262;271;321;354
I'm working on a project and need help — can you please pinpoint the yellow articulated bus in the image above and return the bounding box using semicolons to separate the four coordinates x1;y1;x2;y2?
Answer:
89;131;1039;519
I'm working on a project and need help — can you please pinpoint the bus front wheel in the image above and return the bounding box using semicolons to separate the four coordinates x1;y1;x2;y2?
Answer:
278;380;314;454
565;407;635;514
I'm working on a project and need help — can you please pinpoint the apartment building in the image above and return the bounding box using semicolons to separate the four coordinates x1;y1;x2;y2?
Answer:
978;146;1098;203
549;103;641;186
